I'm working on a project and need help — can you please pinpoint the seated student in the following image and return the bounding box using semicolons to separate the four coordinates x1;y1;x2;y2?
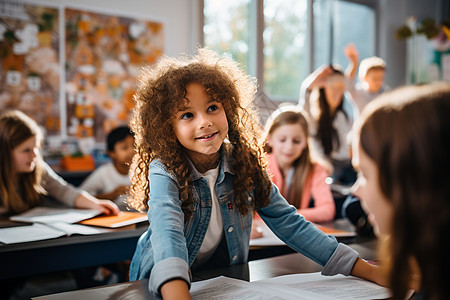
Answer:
81;126;135;211
352;82;450;300
344;43;388;112
0;109;119;299
127;49;384;298
298;65;358;186
262;105;335;223
0;109;119;215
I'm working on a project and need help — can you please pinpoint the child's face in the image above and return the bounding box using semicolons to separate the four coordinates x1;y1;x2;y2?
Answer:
352;144;392;236
109;135;135;167
325;74;346;112
364;69;385;93
267;123;307;170
12;136;39;175
172;82;228;167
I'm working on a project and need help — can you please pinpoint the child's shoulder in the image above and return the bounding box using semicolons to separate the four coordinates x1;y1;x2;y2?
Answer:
148;159;178;181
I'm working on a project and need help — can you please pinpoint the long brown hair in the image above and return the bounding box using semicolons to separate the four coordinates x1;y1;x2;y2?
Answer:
128;48;271;219
263;109;313;208
311;68;347;157
356;82;450;300
0;110;45;213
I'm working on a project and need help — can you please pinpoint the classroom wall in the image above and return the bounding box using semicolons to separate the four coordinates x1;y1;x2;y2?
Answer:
378;0;443;88
35;0;199;57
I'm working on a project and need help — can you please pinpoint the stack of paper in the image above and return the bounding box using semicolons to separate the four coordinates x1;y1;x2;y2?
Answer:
191;272;391;300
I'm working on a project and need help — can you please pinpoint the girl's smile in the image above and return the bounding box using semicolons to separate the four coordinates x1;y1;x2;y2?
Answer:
267;123;307;174
172;82;228;171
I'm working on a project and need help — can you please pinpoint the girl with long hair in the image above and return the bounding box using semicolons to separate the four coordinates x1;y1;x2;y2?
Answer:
263;106;335;222
0;110;119;215
352;82;450;300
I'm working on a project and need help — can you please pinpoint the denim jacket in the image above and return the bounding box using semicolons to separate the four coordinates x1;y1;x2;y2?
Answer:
129;147;358;294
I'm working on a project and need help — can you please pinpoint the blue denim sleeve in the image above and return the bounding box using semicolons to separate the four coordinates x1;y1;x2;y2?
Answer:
150;257;190;294
258;183;339;267
146;162;191;293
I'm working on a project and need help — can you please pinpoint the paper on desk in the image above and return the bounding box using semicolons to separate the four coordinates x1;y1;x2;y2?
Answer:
0;222;112;244
250;220;355;247
10;207;101;224
191;276;315;300
249;221;284;246
252;272;391;300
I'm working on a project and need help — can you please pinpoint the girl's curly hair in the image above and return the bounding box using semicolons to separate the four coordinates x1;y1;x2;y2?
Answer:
128;48;271;219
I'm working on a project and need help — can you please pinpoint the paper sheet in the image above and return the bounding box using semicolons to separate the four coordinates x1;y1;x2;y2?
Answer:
9;207;101;224
190;273;390;300
250;220;355;247
0;223;65;244
191;276;312;300
0;222;112;244
253;272;391;300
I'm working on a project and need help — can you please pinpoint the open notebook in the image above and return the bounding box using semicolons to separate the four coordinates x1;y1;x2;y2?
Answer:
0;207;146;244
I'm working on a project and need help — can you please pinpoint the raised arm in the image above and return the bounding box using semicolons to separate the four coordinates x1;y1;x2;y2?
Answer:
344;43;360;80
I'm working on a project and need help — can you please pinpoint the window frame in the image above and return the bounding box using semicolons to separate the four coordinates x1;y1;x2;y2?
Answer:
201;0;379;102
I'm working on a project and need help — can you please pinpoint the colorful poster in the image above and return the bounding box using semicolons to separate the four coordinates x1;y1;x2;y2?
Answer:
64;8;164;142
0;4;61;135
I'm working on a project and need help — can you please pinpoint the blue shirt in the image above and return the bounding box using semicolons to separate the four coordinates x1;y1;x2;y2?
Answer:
129;146;359;294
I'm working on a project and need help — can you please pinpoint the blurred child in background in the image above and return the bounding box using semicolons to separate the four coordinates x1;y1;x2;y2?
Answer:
0;109;119;215
0;109;119;299
344;43;388;112
298;65;358;187
81;126;135;211
262;106;335;223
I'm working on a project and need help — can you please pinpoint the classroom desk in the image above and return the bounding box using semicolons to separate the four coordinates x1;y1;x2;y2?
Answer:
0;213;362;281
33;239;377;300
0;222;148;280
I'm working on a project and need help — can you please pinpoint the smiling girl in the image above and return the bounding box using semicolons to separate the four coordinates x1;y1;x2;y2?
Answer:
127;49;384;299
263;106;335;223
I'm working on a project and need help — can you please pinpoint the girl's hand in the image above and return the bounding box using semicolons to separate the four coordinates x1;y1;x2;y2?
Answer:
309;66;334;90
351;257;388;287
94;199;120;215
161;279;191;300
344;43;359;64
75;191;120;215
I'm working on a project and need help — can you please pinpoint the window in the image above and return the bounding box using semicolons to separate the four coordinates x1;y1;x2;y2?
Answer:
313;0;376;70
263;0;308;100
203;0;377;102
203;0;251;75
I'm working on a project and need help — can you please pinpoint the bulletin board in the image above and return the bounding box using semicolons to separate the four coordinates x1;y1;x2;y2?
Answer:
0;0;164;146
64;7;164;143
0;3;61;135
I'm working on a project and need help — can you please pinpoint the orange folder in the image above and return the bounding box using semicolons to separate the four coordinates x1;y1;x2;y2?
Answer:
78;211;148;228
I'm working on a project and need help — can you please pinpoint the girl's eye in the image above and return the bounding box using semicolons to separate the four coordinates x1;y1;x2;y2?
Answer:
208;104;219;112
181;112;194;120
293;139;301;144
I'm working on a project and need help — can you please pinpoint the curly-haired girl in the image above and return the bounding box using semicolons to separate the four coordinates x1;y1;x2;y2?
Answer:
128;49;384;299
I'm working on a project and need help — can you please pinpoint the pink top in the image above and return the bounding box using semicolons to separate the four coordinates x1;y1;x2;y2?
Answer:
267;153;335;223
